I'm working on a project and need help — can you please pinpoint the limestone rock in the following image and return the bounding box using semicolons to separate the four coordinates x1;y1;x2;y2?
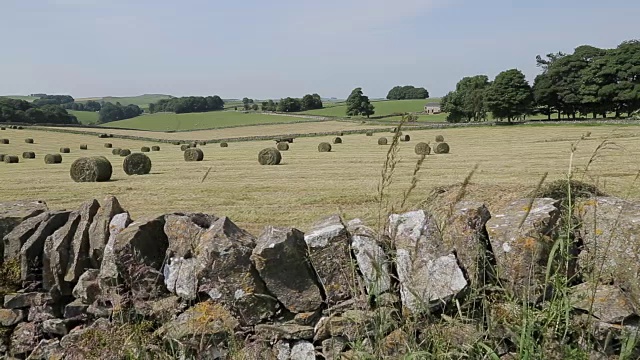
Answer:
486;198;561;301
3;212;49;262
304;215;358;305
163;256;197;301
64;199;100;283
10;322;41;356
577;197;640;305
156;301;238;349
252;226;323;314
27;304;57;323
44;211;81;296
390;210;467;313
0;200;47;262
322;336;348;360
42;319;73;336
570;283;635;323
290;341;315;360
88;195;126;268
4;292;51;309
97;212;131;289
113;216;168;300
349;219;391;296
71;269;100;304
442;201;493;287
19;211;71;285
273;341;291;360
25;339;64;360
133;295;181;323
255;323;315;340
64;299;88;319
0;308;24;326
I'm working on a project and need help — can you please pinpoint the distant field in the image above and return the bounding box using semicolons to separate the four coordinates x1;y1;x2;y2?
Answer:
2;125;639;235
101;111;318;131
301;99;440;117
69;110;99;125
2;95;39;102
76;94;173;109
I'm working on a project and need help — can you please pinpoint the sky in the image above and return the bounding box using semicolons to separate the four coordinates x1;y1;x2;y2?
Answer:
0;0;638;100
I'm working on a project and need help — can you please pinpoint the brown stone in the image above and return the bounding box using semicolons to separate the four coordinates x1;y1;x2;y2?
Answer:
87;195;126;268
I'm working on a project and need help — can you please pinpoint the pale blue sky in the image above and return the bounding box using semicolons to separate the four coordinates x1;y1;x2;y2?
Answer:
1;0;638;99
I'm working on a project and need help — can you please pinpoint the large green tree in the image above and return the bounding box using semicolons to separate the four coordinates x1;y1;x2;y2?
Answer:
386;85;429;100
485;69;533;122
346;88;375;118
441;75;489;122
301;94;323;110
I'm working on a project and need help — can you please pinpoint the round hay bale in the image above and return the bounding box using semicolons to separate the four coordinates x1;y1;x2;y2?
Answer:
60;147;70;153
111;148;121;155
4;155;18;163
123;153;152;175
80;144;88;150
378;137;388;145
141;146;151;152
108;134;114;138
1;139;9;144
435;135;445;143
44;154;63;164
180;144;190;151
190;142;197;148
99;134;109;138
366;131;373;136
17;126;23;130
0;154;4;161
22;151;35;159
104;143;112;148
172;141;181;146
333;137;342;144
434;142;450;154
318;142;332;152
25;138;34;144
400;134;410;142
0;127;5;130
258;148;282;165
220;142;228;148
338;132;344;136
276;142;289;151
70;156;112;182
200;141;207;146
184;148;204;162
119;149;131;157
414;142;431;155
151;145;160;151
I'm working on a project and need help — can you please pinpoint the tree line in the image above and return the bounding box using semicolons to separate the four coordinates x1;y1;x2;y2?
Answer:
259;94;324;112
149;96;224;114
98;102;144;123
0;98;79;124
62;100;102;112
442;40;640;122
386;85;429;100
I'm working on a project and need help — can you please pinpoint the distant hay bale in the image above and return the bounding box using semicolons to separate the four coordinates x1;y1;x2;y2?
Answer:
366;131;373;136
333;137;342;144
141;146;151;152
391;127;402;133
258;148;282;165
119;149;131;157
108;134;114;138
80;144;88;150
60;147;70;153
70;156;112;182
434;142;450;154
318;142;332;152
25;138;34;144
200;141;207;146
400;135;410;142
4;155;18;163
1;139;9;144
111;148;121;155
151;146;160;151
172;141;181;146
0;127;5;130
22;152;35;159
17;126;23;130
184;148;204;162
435;135;445;143
338;132;344;136
104;143;112;148
378;137;388;145
0;154;5;161
123;153;152;175
99;134;109;138
44;154;62;164
190;142;197;148
220;142;228;148
414;142;431;155
276;142;289;151
180;144;190;151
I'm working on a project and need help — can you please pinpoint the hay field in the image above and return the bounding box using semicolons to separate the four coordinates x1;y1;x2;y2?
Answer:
1;125;639;235
41;121;390;141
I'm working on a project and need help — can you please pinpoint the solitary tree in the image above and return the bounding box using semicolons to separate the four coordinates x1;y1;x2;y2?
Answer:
485;69;533;122
346;87;375;118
